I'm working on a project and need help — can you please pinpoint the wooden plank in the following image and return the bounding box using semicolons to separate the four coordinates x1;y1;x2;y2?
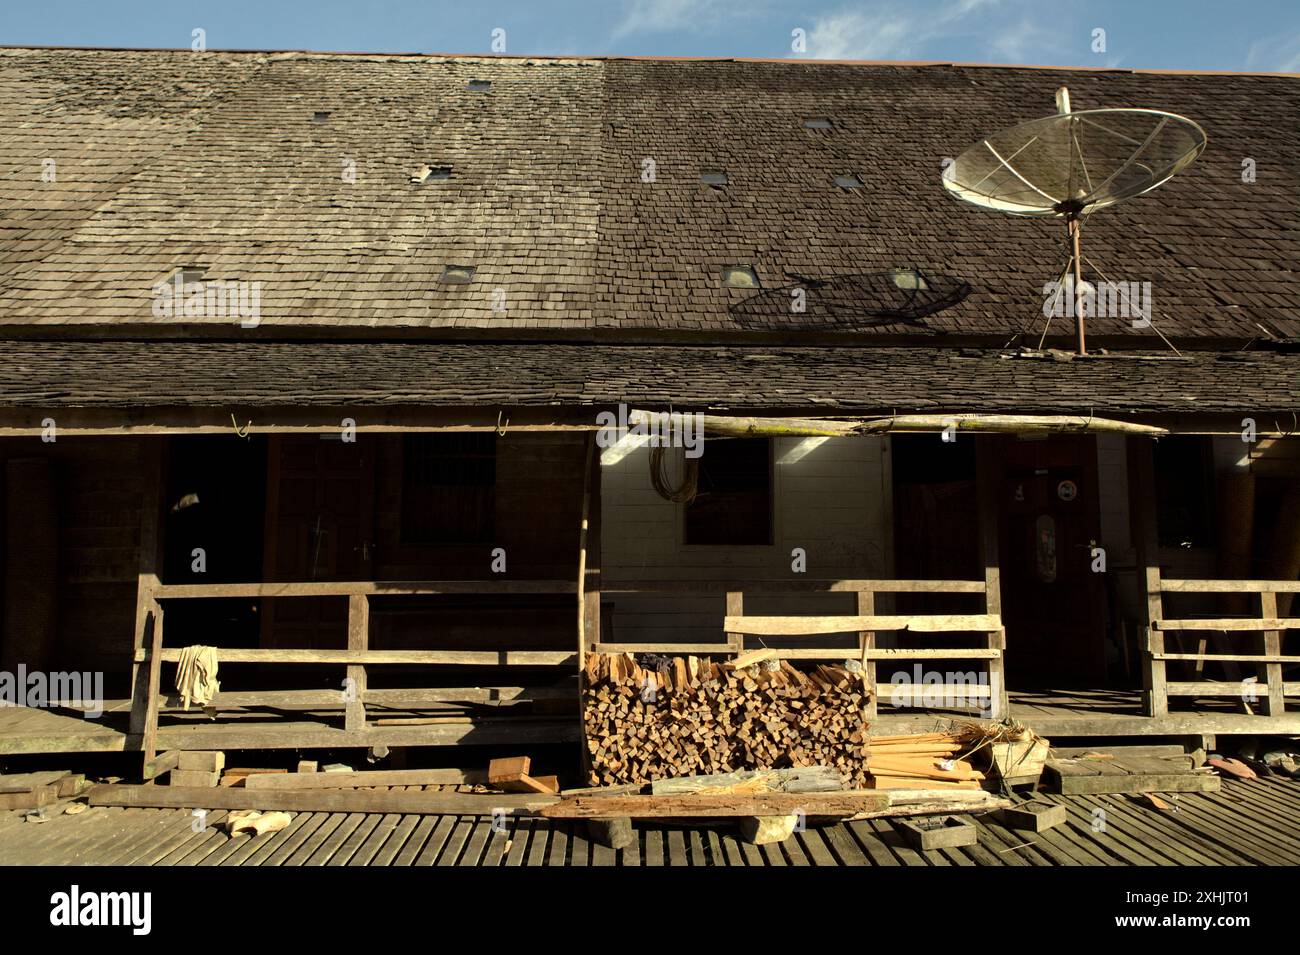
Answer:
144;648;575;665
862;648;1001;660
154;579;577;598
1154;653;1300;663
163;685;577;707
1045;763;1221;795
1155;618;1300;631
722;614;1000;636
1161;579;1300;593
245;768;488;790
1165;682;1278;696
541;792;890;819
591;643;731;655
88;784;557;815
604;578;988;594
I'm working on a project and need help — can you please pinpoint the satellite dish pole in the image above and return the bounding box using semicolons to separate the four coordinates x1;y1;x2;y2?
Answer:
1056;86;1087;355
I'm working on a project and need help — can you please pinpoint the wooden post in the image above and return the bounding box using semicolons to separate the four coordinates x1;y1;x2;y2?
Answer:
346;594;368;733
577;434;601;779
1260;590;1285;717
128;439;167;747
858;589;877;719
577;434;600;668
141;606;164;764
1128;436;1167;717
975;436;1008;719
725;592;744;653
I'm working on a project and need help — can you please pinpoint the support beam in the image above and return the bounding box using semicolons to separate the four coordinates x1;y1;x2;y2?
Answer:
127;439;166;749
345;594;368;733
1128;436;1167;717
976;436;1008;719
1259;591;1287;717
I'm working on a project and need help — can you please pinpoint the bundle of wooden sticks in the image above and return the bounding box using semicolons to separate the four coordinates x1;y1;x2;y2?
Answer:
582;651;872;787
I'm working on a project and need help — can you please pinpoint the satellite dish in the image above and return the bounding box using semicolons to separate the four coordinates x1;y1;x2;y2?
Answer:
943;89;1206;353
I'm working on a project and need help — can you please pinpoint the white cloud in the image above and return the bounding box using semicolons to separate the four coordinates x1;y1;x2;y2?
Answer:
1246;32;1300;72
612;0;734;40
801;0;1003;61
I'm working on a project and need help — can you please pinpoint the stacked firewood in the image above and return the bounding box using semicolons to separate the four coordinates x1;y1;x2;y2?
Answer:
582;651;873;787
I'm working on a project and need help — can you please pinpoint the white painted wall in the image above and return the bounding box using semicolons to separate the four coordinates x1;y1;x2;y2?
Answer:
600;435;890;646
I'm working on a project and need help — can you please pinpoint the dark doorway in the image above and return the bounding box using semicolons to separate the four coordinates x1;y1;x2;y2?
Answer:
161;435;268;649
997;435;1105;685
262;434;376;650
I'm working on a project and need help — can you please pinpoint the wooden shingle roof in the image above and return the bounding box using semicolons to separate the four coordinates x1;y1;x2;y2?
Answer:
0;48;1297;345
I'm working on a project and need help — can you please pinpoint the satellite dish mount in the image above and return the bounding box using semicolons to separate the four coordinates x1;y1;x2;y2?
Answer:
942;86;1207;355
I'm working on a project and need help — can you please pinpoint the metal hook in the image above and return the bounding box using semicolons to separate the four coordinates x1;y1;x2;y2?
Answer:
496;410;508;437
231;413;251;440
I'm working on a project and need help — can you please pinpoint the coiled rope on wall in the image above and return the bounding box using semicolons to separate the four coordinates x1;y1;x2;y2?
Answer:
649;444;699;504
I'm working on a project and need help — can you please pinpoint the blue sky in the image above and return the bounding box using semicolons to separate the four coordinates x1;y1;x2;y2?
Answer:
3;0;1299;72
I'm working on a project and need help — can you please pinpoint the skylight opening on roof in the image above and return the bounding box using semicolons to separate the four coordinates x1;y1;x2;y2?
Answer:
440;265;476;284
834;174;864;189
467;80;492;92
313;111;331;123
722;266;758;289
701;171;729;186
803;117;833;129
170;266;206;285
412;164;454;184
890;268;929;291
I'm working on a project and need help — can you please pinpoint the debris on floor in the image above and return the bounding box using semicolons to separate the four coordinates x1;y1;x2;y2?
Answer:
488;756;558;794
224;809;294;837
864;732;984;789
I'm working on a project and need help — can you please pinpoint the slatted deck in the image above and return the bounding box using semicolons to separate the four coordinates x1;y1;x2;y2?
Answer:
3;689;1299;755
2;778;1297;866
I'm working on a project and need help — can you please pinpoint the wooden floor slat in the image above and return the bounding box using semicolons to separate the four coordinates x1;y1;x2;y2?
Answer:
5;778;1297;866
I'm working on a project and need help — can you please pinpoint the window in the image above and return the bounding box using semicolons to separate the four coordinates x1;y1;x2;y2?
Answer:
701;170;729;186
468;79;492;92
834;173;864;189
722;265;758;288
401;434;496;544
803;117;833;129
439;265;475;284
312;111;331;123
685;438;772;545
1154;436;1216;548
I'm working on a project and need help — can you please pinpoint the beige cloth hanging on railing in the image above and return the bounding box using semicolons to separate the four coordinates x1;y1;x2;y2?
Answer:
175;645;220;710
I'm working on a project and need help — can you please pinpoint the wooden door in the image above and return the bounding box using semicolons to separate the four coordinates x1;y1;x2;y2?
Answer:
998;437;1105;684
261;435;375;649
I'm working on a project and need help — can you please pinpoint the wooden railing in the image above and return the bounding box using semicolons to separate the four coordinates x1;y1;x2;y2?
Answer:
596;579;1006;719
127;579;578;758
1146;578;1300;717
